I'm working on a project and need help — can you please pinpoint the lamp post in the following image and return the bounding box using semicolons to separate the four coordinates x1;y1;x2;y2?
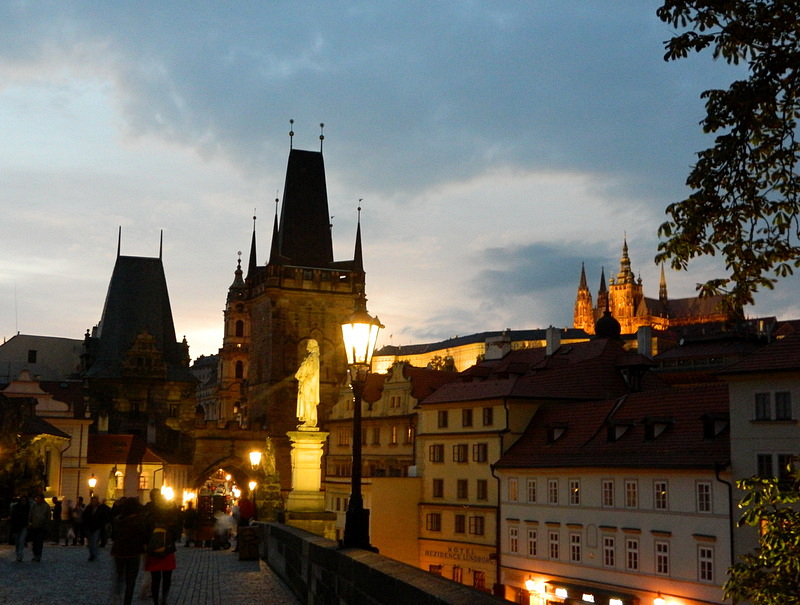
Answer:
340;292;383;549
88;474;97;499
249;450;262;470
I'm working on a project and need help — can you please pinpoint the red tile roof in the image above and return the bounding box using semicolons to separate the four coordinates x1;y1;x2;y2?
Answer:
496;382;729;470
422;338;666;405
719;331;800;375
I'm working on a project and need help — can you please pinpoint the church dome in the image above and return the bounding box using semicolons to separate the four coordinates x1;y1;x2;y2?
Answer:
595;310;621;339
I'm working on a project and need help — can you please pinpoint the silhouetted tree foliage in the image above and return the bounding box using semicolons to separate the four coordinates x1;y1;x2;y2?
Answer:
724;470;800;604
655;1;800;316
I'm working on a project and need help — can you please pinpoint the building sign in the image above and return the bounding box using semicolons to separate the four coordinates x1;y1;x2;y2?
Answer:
423;545;492;564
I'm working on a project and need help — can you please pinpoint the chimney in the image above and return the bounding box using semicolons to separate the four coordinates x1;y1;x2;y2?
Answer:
485;329;512;361
546;326;561;356
637;325;653;358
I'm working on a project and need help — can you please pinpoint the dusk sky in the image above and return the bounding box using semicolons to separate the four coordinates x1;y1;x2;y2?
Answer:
2;2;798;358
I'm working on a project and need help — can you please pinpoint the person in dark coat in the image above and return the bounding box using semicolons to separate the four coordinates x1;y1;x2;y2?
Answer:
110;498;147;605
82;495;105;561
144;490;182;605
10;496;30;562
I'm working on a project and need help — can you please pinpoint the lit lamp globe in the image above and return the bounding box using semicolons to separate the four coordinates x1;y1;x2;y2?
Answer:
249;450;262;469
248;481;257;493
88;474;97;497
341;293;383;383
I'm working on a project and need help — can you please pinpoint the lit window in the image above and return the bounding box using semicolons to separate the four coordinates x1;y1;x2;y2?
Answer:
654;480;668;510
569;479;580;505
390;426;398;444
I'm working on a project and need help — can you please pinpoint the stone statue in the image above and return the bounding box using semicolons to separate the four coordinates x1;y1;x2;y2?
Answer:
295;339;320;428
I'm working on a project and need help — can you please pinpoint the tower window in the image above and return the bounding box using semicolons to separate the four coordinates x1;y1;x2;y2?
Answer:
235;320;244;337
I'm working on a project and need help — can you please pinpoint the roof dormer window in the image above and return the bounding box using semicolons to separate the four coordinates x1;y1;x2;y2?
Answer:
607;422;633;442
644;417;673;441
547;423;567;443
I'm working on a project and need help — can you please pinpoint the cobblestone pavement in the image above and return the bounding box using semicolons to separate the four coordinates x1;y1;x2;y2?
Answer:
0;542;299;605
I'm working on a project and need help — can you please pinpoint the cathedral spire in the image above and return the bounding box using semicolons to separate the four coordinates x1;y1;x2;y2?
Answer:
599;266;607;295
579;262;588;290
659;263;668;302
247;212;257;278
617;236;634;284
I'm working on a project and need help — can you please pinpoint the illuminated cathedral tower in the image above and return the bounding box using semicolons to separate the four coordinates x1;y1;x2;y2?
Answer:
574;237;729;335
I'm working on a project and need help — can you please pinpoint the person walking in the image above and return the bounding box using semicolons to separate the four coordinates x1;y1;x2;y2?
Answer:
144;489;181;605
181;500;198;547
82;495;104;561
71;496;86;545
28;493;51;562
50;497;62;544
110;497;147;605
98;498;112;547
9;495;30;562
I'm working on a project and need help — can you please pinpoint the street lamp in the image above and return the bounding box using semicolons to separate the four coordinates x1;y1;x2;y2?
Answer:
88;474;97;498
249;450;262;469
248;480;257;495
340;292;383;550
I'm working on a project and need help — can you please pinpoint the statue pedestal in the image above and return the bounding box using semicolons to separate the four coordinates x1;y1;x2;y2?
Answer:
286;429;328;512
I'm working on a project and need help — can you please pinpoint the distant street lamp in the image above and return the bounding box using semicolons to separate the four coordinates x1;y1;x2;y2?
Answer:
340;292;383;550
248;480;257;495
88;474;97;499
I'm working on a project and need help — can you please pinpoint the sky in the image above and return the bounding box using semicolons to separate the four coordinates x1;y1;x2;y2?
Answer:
2;1;798;359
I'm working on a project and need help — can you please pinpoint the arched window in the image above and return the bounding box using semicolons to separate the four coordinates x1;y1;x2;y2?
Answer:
235;361;244;379
115;470;124;490
235;320;244;337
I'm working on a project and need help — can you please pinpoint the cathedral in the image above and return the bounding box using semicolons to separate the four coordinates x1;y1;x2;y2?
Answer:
573;238;730;335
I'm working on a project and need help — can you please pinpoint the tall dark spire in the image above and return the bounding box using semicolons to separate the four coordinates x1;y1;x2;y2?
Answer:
598;266;607;295
275;148;334;267
247;212;258;278
268;197;280;265
659;263;668;302
579;262;588;290
353;201;364;274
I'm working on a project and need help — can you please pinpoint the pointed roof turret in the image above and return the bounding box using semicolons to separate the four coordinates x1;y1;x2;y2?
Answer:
247;213;257;278
268;197;280;266
229;252;245;299
275;148;334;267
598;267;607;295
353;203;364;274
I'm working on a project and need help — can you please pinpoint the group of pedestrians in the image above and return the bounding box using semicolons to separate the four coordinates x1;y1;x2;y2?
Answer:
9;493;52;562
9;489;183;605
